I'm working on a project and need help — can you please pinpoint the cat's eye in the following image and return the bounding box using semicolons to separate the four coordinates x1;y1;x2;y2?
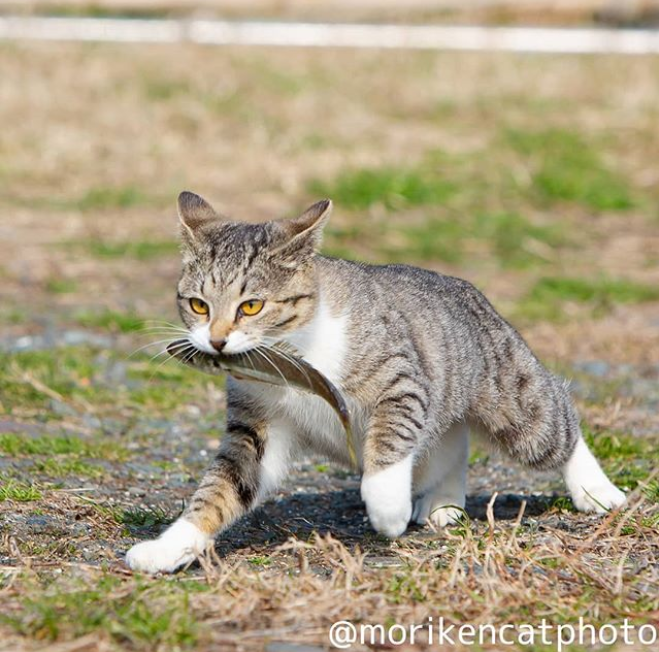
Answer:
189;298;209;315
238;299;264;317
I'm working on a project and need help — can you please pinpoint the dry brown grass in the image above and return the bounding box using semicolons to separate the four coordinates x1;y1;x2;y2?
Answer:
2;491;658;651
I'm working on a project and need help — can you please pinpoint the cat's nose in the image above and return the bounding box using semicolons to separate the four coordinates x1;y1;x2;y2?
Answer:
210;339;227;353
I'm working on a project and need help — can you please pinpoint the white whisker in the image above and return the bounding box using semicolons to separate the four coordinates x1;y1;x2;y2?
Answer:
252;346;290;389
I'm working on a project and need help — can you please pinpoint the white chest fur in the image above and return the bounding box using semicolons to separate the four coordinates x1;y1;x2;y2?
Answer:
284;295;348;385
241;295;363;467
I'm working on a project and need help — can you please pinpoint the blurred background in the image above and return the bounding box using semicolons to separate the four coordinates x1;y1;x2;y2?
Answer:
2;1;658;367
1;0;658;475
1;1;658;648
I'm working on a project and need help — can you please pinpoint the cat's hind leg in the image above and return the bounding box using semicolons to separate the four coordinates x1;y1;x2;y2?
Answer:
412;421;469;528
563;434;626;513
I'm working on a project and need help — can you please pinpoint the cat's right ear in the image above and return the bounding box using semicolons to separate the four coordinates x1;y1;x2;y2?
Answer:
177;191;222;240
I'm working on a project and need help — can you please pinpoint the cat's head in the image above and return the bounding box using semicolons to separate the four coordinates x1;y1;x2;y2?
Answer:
176;191;331;355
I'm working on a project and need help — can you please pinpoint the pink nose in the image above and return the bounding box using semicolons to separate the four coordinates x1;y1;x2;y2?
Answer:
210;339;226;352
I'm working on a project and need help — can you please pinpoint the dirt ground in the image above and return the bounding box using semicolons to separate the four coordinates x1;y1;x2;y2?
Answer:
0;41;658;651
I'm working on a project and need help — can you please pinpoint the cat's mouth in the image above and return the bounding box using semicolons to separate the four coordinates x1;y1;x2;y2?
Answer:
186;330;262;357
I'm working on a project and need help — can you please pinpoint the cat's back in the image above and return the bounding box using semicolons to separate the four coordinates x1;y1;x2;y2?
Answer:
317;255;485;314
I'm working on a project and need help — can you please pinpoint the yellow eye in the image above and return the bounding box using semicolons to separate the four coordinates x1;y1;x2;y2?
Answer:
190;298;209;315
239;299;264;317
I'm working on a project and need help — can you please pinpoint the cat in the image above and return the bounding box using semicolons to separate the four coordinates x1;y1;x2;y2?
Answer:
125;191;626;573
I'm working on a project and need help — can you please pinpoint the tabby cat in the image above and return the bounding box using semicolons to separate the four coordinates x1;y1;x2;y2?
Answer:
126;192;626;573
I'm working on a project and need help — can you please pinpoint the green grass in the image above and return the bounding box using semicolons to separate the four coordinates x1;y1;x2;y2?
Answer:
0;345;218;419
550;496;576;513
0;479;42;502
3;575;200;648
516;276;659;322
473;212;566;269
142;76;193;101
31;457;105;479
45;278;78;294
643;481;659;504
0;347;116;411
584;428;659;491
0;308;25;325
80;239;179;260
383;211;567;267
506;128;635;211
118;506;174;532
310;166;457;211
72;185;152;212
0;433;125;461
468;447;489;466
75;309;146;333
324;208;568;267
15;185;161;213
382;218;467;264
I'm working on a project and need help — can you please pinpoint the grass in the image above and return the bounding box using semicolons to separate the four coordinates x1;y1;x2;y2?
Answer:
0;347;114;411
3;575;200;648
3;521;657;650
380;211;567;267
74;309;146;333
473;212;566;269
584;427;659;491
643;481;659;504
0;434;112;457
506;128;636;211
71;185;153;212
0;345;215;418
516;276;659;322
1;42;658;652
0;433;128;481
9;185;164;213
45;278;78;294
0;479;42;502
30;457;105;479
78;239;179;260
309;166;457;211
117;506;175;533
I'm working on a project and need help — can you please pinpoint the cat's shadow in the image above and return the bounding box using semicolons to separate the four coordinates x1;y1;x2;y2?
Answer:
214;488;561;557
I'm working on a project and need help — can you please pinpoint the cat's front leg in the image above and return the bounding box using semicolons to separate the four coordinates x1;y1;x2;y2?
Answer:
360;407;421;539
126;417;293;574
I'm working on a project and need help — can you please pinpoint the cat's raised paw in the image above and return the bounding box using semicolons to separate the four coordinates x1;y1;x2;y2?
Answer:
570;482;626;514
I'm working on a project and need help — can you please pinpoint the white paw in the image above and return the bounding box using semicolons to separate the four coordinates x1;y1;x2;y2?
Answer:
413;494;464;527
366;499;412;538
429;505;464;528
125;519;210;574
571;482;626;514
126;539;197;574
361;458;413;539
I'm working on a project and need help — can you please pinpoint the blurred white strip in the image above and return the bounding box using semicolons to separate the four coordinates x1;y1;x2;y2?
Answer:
0;16;183;42
0;16;658;54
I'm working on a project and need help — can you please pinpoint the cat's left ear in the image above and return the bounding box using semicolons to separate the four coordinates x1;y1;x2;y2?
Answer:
278;199;333;254
177;191;225;240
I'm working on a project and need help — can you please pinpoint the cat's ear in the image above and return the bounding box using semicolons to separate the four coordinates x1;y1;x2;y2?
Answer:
177;191;223;239
279;199;332;252
270;199;332;266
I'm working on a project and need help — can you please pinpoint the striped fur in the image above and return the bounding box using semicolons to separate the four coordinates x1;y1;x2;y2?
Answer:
125;193;625;573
